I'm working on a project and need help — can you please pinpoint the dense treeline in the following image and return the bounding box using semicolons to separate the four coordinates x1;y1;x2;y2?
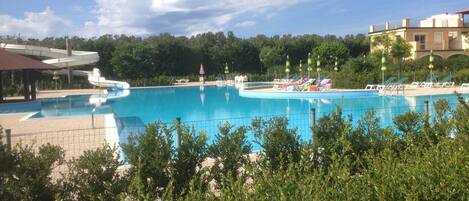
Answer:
1;96;469;200
1;32;469;92
1;32;369;79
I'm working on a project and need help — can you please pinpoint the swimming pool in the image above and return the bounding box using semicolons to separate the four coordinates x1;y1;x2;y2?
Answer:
1;85;468;148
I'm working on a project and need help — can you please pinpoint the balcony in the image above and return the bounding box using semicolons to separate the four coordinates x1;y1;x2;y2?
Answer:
370;18;469;33
371;19;421;33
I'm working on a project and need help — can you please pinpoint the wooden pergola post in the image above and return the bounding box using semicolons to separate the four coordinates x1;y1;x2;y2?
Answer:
23;70;30;100
0;70;3;102
30;70;37;100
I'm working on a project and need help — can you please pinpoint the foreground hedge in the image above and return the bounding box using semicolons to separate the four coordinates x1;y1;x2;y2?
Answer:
1;96;469;200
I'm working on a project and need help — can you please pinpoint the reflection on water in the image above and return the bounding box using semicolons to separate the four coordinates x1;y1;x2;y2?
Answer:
1;87;467;129
20;89;131;118
1;86;468;151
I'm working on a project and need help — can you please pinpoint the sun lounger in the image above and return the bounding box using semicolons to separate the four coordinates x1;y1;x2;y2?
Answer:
410;82;420;88
175;78;189;83
461;83;469;90
423;82;434;88
296;79;316;91
441;82;455;88
370;77;396;90
409;75;436;88
387;77;408;90
434;74;453;88
365;84;377;90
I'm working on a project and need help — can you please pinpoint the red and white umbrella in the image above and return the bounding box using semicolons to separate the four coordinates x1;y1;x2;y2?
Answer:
199;64;205;75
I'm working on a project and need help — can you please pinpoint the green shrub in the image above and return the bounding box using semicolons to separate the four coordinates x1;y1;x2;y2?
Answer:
58;145;127;200
172;123;208;196
122;121;173;198
252;117;302;171
0;143;64;201
454;95;469;140
208;123;251;189
3;96;469;200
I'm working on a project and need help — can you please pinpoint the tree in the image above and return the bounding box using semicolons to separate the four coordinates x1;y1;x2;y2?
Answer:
391;36;412;79
312;41;350;67
259;46;285;72
343;34;370;57
372;34;393;54
111;43;157;79
94;35;116;78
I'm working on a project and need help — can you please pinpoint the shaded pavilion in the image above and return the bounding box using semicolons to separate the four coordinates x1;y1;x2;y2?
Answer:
0;49;57;102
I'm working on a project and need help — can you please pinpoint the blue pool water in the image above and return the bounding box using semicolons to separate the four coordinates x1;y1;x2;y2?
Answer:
1;85;468;149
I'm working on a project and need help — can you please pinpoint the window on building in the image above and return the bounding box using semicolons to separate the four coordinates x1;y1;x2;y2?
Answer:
449;31;458;39
434;32;443;43
415;34;426;50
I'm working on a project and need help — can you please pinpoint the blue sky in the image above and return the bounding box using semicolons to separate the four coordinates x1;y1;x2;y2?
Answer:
0;0;468;38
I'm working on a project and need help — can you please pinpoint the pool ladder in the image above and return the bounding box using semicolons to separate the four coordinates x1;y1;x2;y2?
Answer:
91;105;122;128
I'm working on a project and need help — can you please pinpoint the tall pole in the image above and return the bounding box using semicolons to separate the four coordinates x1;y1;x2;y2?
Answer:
299;60;303;77
381;54;386;85
285;55;291;80
307;53;312;78
224;62;229;80
316;55;321;81
66;38;73;84
429;50;434;82
0;70;3;102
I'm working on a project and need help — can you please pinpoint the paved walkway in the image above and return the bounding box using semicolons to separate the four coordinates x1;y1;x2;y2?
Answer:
5;88;103;101
399;86;469;96
0;113;108;161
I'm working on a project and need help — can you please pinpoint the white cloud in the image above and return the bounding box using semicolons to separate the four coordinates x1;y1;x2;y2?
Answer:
0;0;310;38
0;7;73;38
235;20;256;28
83;0;309;36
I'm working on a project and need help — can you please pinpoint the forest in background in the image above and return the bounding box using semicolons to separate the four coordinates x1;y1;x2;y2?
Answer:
1;32;469;94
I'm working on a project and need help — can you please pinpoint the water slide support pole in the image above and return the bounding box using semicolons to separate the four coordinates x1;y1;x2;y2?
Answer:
66;38;73;84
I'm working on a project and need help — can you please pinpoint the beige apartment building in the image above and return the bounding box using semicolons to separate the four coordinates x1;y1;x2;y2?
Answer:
369;9;469;60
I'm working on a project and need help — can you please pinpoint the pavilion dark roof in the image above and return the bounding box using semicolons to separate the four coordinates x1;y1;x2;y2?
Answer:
0;49;56;70
456;9;469;15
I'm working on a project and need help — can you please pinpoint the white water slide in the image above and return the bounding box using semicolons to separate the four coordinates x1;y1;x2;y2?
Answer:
0;43;130;90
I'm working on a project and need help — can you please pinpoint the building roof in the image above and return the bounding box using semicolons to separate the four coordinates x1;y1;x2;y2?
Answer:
0;49;56;70
456;9;469;14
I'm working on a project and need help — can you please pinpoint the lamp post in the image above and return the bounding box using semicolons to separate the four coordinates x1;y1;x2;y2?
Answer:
429;50;434;82
334;56;339;71
224;62;229;80
299;59;303;76
316;55;321;81
381;54;386;84
285;55;291;79
52;71;60;90
307;53;312;78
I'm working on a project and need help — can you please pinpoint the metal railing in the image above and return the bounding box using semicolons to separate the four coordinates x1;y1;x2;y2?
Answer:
370;18;469;32
3;100;467;159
